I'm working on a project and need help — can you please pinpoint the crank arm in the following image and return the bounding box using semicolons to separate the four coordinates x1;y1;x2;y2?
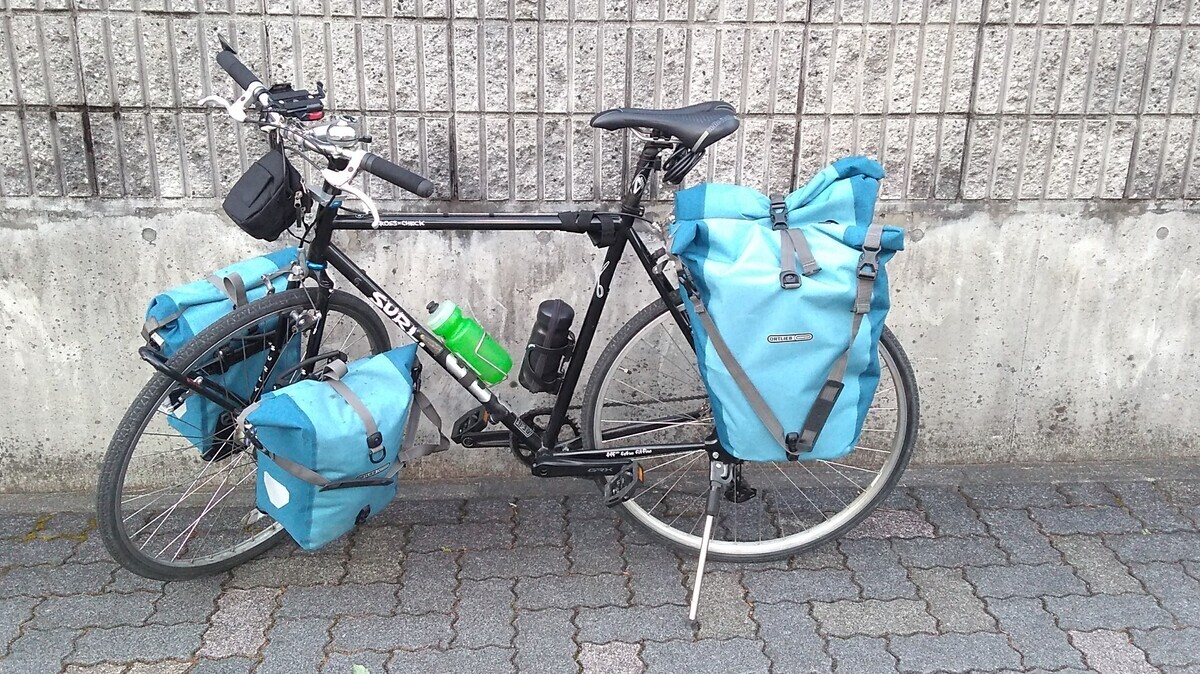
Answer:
456;428;513;449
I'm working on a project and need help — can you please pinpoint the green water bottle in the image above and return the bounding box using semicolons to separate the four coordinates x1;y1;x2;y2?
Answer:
426;300;513;385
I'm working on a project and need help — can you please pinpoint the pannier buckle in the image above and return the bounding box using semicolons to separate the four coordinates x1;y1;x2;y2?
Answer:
779;271;802;289
857;250;879;280
768;196;788;231
367;432;386;463
784;432;803;459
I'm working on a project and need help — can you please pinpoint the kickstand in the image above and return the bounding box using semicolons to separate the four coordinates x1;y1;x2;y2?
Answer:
687;460;733;627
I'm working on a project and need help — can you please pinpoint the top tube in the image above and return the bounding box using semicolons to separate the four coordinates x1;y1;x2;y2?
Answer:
330;212;608;233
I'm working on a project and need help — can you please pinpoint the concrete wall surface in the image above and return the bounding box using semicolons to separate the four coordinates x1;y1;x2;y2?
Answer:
1;0;1199;490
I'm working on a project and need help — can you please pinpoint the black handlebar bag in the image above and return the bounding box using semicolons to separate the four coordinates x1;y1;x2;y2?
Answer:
223;146;311;241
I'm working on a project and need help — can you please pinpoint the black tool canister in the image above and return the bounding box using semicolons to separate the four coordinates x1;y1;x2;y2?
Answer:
519;299;575;394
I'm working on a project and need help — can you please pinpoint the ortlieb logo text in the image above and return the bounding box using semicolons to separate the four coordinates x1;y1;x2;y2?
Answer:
767;333;813;344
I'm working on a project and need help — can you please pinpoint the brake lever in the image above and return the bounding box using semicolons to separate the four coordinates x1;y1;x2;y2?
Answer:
199;94;244;121
321;149;381;229
198;83;266;123
336;183;381;229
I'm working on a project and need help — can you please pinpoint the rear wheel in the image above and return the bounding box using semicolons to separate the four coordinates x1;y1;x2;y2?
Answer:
96;288;391;580
580;296;919;562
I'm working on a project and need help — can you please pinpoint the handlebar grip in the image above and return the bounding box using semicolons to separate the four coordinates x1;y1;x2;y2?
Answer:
216;49;262;92
361;153;435;198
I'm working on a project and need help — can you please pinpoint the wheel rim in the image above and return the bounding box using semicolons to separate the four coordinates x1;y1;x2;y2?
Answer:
588;305;911;557
113;296;383;568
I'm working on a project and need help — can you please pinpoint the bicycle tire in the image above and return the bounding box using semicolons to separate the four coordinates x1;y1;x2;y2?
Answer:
580;296;919;562
97;288;391;580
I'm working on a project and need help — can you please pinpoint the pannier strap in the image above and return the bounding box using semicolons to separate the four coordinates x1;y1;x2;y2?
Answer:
791;221;883;458
242;390;450;491
320;361;386;462
208;272;249;309
140;271;250;345
770;194;820;289
690;294;790;449
142;261;295;346
141;311;183;344
395;391;450;466
686;220;883;460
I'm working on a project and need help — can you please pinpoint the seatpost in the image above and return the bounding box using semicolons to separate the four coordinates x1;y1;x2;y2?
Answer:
620;138;671;215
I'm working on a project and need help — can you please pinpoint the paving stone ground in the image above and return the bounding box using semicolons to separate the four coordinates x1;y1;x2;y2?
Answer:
3;464;1200;673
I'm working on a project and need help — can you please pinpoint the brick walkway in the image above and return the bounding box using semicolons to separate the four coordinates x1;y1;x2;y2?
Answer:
2;463;1200;674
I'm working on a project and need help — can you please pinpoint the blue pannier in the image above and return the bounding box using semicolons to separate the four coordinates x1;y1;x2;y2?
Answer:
163;334;301;460
146;248;302;458
669;156;905;463
143;247;300;357
242;346;446;550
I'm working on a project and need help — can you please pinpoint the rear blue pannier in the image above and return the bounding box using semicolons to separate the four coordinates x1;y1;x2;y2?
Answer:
670;156;905;463
147;248;302;459
242;345;446;550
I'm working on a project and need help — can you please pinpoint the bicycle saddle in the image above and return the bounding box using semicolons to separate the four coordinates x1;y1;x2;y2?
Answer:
590;101;739;152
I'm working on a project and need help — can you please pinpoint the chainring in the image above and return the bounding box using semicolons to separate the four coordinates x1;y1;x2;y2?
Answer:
510;407;583;466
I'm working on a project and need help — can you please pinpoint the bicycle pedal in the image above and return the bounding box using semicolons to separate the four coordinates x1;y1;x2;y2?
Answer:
603;463;644;507
451;405;490;441
450;405;512;449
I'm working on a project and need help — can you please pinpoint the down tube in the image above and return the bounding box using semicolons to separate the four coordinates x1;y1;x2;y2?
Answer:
323;244;543;451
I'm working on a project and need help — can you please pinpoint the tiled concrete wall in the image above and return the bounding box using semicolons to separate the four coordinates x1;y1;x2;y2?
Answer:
3;0;1200;490
2;0;1199;203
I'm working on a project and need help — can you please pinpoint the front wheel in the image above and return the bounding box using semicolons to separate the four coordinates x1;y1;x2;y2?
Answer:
97;288;391;580
580;296;919;562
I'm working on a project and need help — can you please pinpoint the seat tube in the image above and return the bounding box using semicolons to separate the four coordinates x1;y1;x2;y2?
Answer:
540;141;665;449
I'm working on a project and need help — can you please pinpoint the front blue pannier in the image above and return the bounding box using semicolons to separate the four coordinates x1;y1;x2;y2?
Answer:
670;157;905;463
243;346;446;550
143;247;300;357
146;248;302;459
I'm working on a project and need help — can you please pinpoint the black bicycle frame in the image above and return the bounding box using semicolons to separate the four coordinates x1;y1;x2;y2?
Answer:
295;140;718;476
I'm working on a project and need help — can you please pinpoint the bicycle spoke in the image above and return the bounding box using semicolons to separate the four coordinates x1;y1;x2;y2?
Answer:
161;457;254;560
106;294;388;571
588;302;914;560
772;463;828;522
597;418;713;444
153;408;206;433
641;452;704;515
818;460;872;492
640;451;697;473
798;461;850;508
133;457;222;548
610;378;698;419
